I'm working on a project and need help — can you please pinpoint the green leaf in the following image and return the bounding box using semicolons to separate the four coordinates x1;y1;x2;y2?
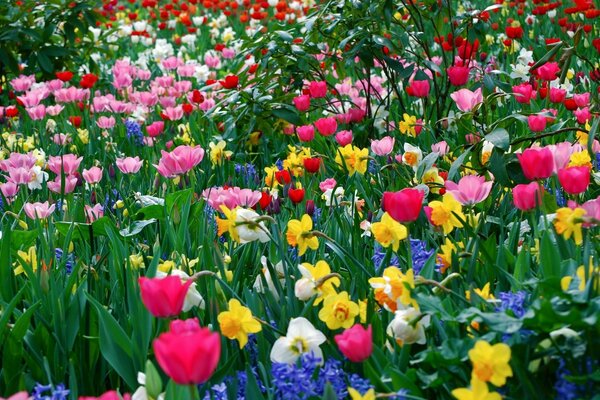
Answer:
416;151;439;181
539;231;561;279
586;116;599;159
448;148;471;181
485;128;510;151
271;106;302;126
119;219;156;237
37;50;53;73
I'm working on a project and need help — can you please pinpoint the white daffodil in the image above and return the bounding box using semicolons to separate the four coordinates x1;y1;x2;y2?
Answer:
235;208;270;243
270;317;326;364
28;165;48;190
253;257;285;300
387;307;430;346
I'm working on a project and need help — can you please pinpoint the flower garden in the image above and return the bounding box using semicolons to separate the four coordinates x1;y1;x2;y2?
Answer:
0;0;599;398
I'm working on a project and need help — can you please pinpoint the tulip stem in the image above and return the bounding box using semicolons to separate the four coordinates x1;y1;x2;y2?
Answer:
189;384;199;400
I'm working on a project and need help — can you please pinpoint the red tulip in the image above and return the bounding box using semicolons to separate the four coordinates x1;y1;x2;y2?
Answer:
303;157;321;173
288;187;305;204
447;65;470;86
558;166;590;195
406;80;430;98
517;148;554;181
219;75;239;89
334;324;372;362
512;182;543;211
153;318;221;384
55;71;74;82
382;188;424;223
139;276;192;318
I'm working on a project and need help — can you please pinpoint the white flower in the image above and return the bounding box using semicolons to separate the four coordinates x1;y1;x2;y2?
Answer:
253;257;285;300
28;165;48;190
516;48;534;65
387;307;430;346
510;63;530;81
270;317;326;364
235;208;270;243
156;270;205;312
294;264;318;301
321;187;345;206
402;143;423;171
132;372;165;400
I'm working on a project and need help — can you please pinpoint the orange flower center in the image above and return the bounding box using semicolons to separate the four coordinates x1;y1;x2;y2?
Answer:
473;362;494;382
333;302;350;321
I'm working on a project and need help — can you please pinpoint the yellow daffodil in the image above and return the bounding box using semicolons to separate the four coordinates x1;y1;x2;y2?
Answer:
427;193;465;234
422;167;445;194
452;378;502;400
295;260;340;304
437;238;463;274
264;165;280;188
561;260;598;293
14;246;38;275
209;140;233;166
399;113;418;137
318;291;359;330
286;214;319;256
369;267;417;311
217;298;262;348
158;259;175;273
335;144;369;176
371;212;408;251
468;340;513;386
216;205;240;243
466;282;495;301
128;253;145;269
568;150;592;168
284;145;311;177
554;207;586;245
348;388;376;400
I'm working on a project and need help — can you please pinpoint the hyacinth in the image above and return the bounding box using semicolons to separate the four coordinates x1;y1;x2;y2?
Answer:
125;118;143;146
495;291;528;318
32;383;69;400
409;238;435;275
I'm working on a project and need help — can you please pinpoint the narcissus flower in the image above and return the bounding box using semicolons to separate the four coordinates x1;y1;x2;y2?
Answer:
216;206;270;244
286;214;319;256
318;291;360;330
348;388;375;400
371;212;408;252
294;260;340;304
451;378;502;400
335;144;369;175
270;317;326;364
387;307;429;345
209;140;233;166
468;340;513;386
425;193;465;234
554;207;586;245
369;267;417;311
217;298;262;348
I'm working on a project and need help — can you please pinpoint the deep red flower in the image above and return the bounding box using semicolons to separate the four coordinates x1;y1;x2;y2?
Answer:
80;73;98;89
288;187;305;204
303;157;321;173
55;71;74;82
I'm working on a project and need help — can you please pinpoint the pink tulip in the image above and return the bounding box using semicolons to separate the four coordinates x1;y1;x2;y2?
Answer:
517;148;554;181
335;130;353;146
319;178;337;192
116;156;143;174
10;74;35;92
371;136;395;156
47;175;78;194
574;107;591;124
8;167;32;185
335;324;372;362
153;318;220;384
26;105;46;120
536;62;560;81
79;390;129;400
407;80;430;98
314;117;338;136
96;116;116;129
139;276;193;318
546;142;574;173
85;204;104;223
513;83;534;104
0;181;19;200
573;93;590;108
146;121;165;137
293;95;311;111
46;105;64;116
450;88;483;112
581;197;600;227
163;105;184;121
24;201;56;219
154;145;205;178
447;65;470;86
527;114;547;132
0;153;37;172
512;182;543;211
444;175;493;206
308;81;327;98
558;166;590;195
82;166;103;185
549;87;566;103
0;392;29;400
48;154;83;175
431;141;449;155
296;125;315;142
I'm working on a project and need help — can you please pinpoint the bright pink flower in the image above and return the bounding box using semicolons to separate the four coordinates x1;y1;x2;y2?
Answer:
573;107;591;124
296;125;315;142
444;175;493;206
85;204;104;223
139;276;193;318
314;117;338;136
536;62;560;81
96;116;116;129
46;105;64;116
513;83;534;104
517;148;554;180
153;318;220;384
558;166;590;195
581;197;600;227
308;81;327;98
335;324;372;362
0;153;36;172
293;95;311;111
154;145;205;178
0;181;19;200
407;80;430;97
319;178;337;192
116;156;143;174
79;390;130;400
201;186;262;210
335;130;353;146
24;201;55;219
527;114;547;132
0;392;29;400
10;75;35;92
47;175;78;194
382;188;424;223
48;154;83;175
82;166;103;185
8;167;32;185
163;105;184;121
371;136;395;156
450;88;483;112
546;142;574;173
146;121;165;137
573;93;590;108
447;65;470;86
549;87;566;103
52;133;71;146
512;182;543;211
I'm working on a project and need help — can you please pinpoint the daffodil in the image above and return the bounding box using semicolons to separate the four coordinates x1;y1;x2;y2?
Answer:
466;282;495;301
216;205;240;242
468;340;513;386
209;140;233;166
452;378;502;400
335;144;369;175
286;214;319;256
554;207;586;245
218;298;262;348
561;260;598;293
318;291;360;330
402;143;423;170
14;246;38;275
348;388;376;400
426;193;465;234
369;267;417;311
398;113;418;137
294;260;340;304
568;150;592;168
371;212;408;251
270;317;326;364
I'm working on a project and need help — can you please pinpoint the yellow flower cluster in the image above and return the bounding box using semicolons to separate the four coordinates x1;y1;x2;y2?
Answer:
335;144;369;176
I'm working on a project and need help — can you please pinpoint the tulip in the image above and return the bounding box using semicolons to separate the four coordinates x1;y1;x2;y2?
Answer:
139;276;193;318
517;148;554;180
314;117;337;136
335;130;353;146
219;75;239;89
303;157;321;173
573;107;591;124
573;93;590;108
146;121;165;137
47;175;78;194
293;95;311;111
444;175;493;206
447;65;470;86
154;145;205;178
48;154;83;175
382;188;424;223
546;142;574;173
512;182;543;211
82;166;103;185
308;81;327;98
96;116;116;129
371;136;395;156
450;88;483;112
513;83;534;104
153;318;221;384
527;114;547;132
79;390;129;400
296;125;315;142
536;62;560;81
549;87;566;103
24;201;56;219
116;156;143;174
407;80;430;97
558;166;590;195
288;187;305;204
334;324;372;362
0;392;29;400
